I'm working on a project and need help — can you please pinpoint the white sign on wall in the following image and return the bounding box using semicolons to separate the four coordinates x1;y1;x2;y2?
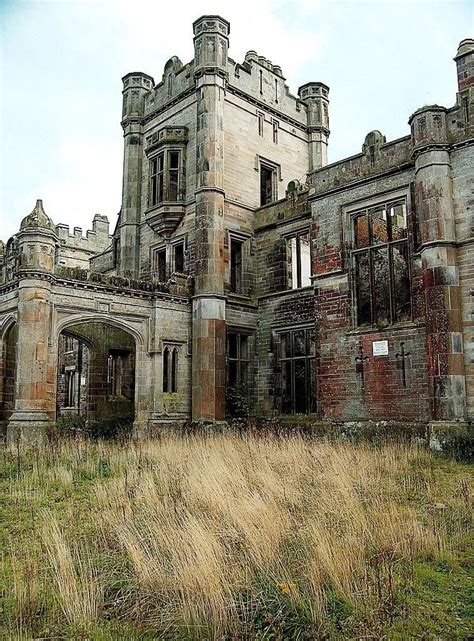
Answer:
372;340;389;356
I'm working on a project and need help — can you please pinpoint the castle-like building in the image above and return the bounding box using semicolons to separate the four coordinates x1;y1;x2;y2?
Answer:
1;17;473;444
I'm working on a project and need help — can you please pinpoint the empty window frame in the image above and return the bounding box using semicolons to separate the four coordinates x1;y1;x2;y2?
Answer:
150;150;181;206
260;161;277;206
163;345;178;393
352;199;410;327
154;247;167;281
286;231;311;289
173;242;185;273
278;327;315;415
230;239;243;293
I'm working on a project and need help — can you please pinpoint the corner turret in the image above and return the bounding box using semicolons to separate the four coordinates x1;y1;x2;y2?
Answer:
298;82;330;170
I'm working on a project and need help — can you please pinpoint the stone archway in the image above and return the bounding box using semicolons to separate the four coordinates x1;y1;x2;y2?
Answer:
55;315;149;436
0;318;17;434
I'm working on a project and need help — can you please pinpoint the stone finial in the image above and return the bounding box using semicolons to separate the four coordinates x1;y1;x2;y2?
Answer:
20;199;54;231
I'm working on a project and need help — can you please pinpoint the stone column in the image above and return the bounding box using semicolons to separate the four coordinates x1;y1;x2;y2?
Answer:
191;16;229;421
298;82;330;171
409;107;467;424
7;201;58;446
119;72;154;278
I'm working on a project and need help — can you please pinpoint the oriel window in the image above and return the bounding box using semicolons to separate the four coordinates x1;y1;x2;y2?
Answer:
352;199;410;327
150;150;181;206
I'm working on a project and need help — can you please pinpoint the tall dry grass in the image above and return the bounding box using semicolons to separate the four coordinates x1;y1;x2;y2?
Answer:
3;433;472;638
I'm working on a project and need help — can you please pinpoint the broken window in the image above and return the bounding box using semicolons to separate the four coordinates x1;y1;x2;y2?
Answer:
286;231;311;289
352;199;410;327
163;345;178;393
278;327;315;415
260;162;277;206
230;239;243;293
150;150;181;206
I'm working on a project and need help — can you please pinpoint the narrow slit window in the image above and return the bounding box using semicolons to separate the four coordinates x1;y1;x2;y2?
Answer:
260;163;276;206
230;239;243;293
168;151;179;201
272;120;279;144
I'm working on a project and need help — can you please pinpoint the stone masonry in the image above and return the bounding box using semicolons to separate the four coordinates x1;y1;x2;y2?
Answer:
0;19;472;445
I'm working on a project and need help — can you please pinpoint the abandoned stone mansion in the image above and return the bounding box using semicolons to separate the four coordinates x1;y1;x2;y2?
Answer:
1;16;473;444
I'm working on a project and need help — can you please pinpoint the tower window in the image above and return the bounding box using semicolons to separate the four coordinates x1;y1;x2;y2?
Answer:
260;162;277;206
258;112;264;136
150;149;182;206
272;119;279;144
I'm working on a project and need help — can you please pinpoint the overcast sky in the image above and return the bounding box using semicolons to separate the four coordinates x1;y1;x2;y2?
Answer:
1;0;472;242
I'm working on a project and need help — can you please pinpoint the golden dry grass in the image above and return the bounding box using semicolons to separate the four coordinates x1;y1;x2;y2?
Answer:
2;433;472;639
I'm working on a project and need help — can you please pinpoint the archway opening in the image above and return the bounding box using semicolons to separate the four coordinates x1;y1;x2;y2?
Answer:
57;322;136;437
1;322;17;432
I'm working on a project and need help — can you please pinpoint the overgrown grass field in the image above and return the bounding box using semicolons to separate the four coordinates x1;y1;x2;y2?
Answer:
1;434;472;639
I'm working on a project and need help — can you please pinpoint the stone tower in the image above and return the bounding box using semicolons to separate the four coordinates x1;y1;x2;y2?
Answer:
298;82;330;170
191;15;230;421
7;200;58;445
120;71;155;277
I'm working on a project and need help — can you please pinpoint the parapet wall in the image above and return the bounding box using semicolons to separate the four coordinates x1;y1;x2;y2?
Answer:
56;214;112;269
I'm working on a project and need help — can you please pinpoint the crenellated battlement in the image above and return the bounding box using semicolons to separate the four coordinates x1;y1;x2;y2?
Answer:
55;214;111;269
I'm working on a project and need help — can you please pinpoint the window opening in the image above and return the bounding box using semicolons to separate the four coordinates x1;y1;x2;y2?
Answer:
272;119;279;144
230;239;243;293
155;248;167;281
174;242;184;273
286;231;311;289
150;150;181;206
260;163;276;206
163;346;178;393
352;199;410;327
278;327;315;415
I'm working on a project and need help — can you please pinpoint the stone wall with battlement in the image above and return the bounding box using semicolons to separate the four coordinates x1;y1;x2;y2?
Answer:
55;214;112;269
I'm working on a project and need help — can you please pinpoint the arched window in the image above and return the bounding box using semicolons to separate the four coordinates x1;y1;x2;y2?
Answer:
163;346;170;392
171;348;178;393
163;345;179;393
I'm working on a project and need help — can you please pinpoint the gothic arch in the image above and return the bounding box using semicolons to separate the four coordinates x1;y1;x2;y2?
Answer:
56;313;146;348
